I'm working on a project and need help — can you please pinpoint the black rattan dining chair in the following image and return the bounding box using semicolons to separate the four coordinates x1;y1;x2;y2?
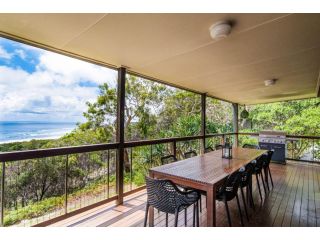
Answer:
204;147;214;153
144;176;200;227
183;150;197;159
216;171;244;226
251;155;267;202
262;150;274;190
238;163;255;221
242;144;260;149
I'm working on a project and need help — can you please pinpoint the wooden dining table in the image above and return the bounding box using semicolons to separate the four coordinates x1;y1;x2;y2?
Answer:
148;147;267;227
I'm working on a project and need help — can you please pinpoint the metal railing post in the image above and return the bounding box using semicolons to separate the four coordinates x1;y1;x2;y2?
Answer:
1;162;5;227
64;155;68;214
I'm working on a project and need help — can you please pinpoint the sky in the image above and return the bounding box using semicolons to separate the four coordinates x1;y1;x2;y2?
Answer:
0;37;117;123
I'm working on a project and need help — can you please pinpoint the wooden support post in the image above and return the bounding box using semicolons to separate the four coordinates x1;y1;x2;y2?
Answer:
116;67;126;205
232;103;239;147
201;93;206;153
64;155;68;214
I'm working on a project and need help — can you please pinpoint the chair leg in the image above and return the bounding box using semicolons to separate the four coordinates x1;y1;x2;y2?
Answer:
144;203;149;227
248;184;255;210
184;208;187;226
166;213;168;227
199;196;202;212
193;204;196;227
240;187;249;221
236;194;244;227
268;167;274;187
260;172;267;195
196;201;200;227
224;200;232;227
174;208;179;227
264;168;270;191
256;174;263;202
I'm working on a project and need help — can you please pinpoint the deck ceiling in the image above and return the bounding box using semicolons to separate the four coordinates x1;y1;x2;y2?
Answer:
0;13;319;104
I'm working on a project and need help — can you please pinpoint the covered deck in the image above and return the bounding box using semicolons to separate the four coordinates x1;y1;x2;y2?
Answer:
0;13;319;227
48;161;320;227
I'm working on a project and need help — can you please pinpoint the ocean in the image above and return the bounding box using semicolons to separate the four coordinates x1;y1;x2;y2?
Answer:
0;121;77;143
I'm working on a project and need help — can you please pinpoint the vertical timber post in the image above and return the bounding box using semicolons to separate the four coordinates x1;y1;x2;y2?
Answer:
201;93;206;153
232;103;239;147
172;140;177;159
64;155;68;214
116;67;126;205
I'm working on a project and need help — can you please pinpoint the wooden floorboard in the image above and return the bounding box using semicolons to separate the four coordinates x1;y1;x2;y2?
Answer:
48;161;320;227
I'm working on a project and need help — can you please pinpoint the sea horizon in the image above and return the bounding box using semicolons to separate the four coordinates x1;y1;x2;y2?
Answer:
0;121;77;144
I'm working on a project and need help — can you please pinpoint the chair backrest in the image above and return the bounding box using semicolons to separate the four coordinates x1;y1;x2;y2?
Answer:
204;147;214;153
220;171;241;201
252;155;265;173
215;144;223;150
160;155;177;165
239;162;254;187
145;176;192;214
263;150;274;168
184;150;197;159
242;144;260;149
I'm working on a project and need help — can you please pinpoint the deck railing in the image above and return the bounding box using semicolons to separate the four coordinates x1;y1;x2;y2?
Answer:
0;132;318;227
0;133;231;227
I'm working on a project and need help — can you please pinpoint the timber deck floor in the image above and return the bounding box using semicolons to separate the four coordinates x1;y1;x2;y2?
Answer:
49;161;320;227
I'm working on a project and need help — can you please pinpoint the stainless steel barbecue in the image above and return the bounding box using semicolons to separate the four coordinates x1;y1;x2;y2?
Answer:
259;130;286;164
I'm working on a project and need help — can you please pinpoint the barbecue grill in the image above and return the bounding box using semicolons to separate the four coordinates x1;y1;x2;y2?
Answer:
258;130;286;164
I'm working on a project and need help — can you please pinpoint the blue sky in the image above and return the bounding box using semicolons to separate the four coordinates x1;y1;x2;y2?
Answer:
0;37;117;122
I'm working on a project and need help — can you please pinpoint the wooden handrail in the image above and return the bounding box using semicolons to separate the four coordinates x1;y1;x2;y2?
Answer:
0;143;120;162
1;132;319;162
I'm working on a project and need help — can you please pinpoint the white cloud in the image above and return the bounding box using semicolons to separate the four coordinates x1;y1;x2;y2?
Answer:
0;46;12;60
14;49;27;60
0;47;117;122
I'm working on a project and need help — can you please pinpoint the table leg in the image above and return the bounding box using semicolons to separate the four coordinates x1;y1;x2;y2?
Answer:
206;186;216;227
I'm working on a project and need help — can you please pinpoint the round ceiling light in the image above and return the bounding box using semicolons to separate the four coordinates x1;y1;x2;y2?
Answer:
264;79;277;86
209;21;232;40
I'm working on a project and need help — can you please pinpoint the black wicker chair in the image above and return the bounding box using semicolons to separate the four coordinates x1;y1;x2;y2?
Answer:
262;150;274;191
204;147;214;153
216;171;244;226
238;163;255;221
183;150;197;159
242;144;260;149
251;155;267;202
144;177;200;227
161;155;177;165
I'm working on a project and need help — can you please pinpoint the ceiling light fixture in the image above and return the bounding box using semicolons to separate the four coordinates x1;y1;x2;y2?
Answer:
209;21;231;40
209;21;232;40
264;79;277;87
